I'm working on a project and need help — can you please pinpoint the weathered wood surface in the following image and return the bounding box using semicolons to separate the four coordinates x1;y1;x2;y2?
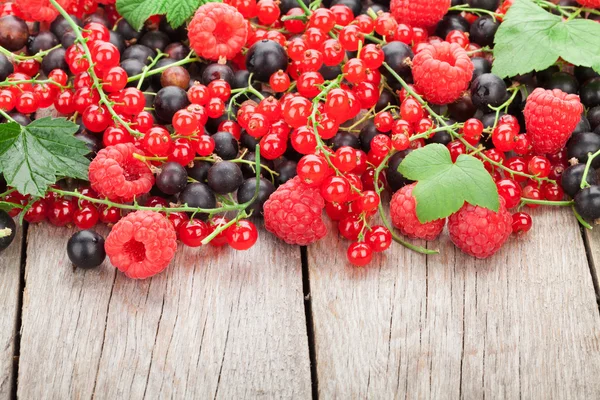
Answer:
0;223;22;400
308;207;600;399
17;222;311;399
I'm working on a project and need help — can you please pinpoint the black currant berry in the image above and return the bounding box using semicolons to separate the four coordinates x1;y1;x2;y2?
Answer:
0;53;13;82
573;116;591;135
471;73;508;110
75;132;101;158
50;15;82;38
575;66;600;84
588;106;600;130
165;42;190;61
580;78;600;108
237;177;276;214
122;44;157;65
211;131;239;160
240;130;260;149
0;16;29;51
186;161;211;183
116;18;141;41
207;161;244;194
331;132;361;150
157;162;188;195
561;164;598;198
575;185;600;221
246;40;289;82
121;59;147;88
468;0;499;10
275;159;297;186
153;86;190;123
202;63;234;86
0;210;16;252
159;19;188;42
232;69;258;90
28;31;59;54
435;14;470;38
380;42;414;89
319;64;343;81
240;151;275;179
386;151;414;192
448;94;477;121
150;58;176;87
140;30;171;52
567;132;600;168
41;48;68;74
179;182;216;218
109;31;126;55
84;13;110;28
280;0;309;13
331;0;361;16
359;121;379;153
8;112;30;125
546;72;579;94
375;89;397;112
426;129;453;145
67;230;105;269
469;16;499;47
536;65;560;85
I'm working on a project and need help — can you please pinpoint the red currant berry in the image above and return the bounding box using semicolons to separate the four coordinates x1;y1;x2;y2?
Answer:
226;220;258;250
73;205;99;229
496;178;522;209
512;212;532;234
347;242;373;266
179;219;209;247
365;225;391;252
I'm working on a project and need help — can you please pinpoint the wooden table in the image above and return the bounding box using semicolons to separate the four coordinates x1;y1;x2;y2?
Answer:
2;206;600;399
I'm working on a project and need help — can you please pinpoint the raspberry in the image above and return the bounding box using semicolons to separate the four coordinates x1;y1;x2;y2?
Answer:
88;143;154;202
263;176;327;245
187;3;248;61
390;0;450;28
524;88;583;155
412;42;474;105
447;198;512;259
575;0;600;7
15;0;72;22
390;183;446;240
105;211;177;279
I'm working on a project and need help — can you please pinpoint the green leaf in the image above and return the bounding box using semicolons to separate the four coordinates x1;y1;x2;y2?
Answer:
492;0;600;78
0;118;90;197
0;201;18;212
166;0;201;28
398;144;499;223
116;0;168;31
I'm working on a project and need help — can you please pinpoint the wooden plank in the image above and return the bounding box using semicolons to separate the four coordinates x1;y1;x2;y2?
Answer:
583;224;600;299
309;207;600;399
17;221;311;399
0;222;23;400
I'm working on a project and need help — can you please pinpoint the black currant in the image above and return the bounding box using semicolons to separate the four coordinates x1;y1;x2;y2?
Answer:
186;161;211;183
116;18;141;41
240;130;260;150
159;19;188;42
386;151;414;192
74;131;100;158
0;16;29;51
561;164;598;198
536;65;560;85
580;78;600;108
207;161;244;194
153;86;190;123
546;72;579;94
588;106;600;130
319;64;343;81
380;42;414;89
359;121;379;153
122;44;157;65
280;0;309;13
246;40;289;82
84;13;110;28
165;42;190;61
67;230;106;269
448;94;477;121
436;14;470;38
573;116;591;135
211;131;239;160
41;48;68;74
232;69;259;91
574;66;599;85
50;15;82;38
469;16;499;47
0;53;13;82
121;59;148;89
109;31;126;55
426;129;453;145
331;0;361;16
275;159;297;186
567;132;600;168
375;88;397;112
470;73;508;110
237;177;276;214
8;112;30;125
202;63;234;86
179;182;216;219
0;210;16;252
467;0;499;10
157;162;188;195
28;31;59;54
140;30;171;52
575;185;600;221
150;58;176;87
331;132;361;151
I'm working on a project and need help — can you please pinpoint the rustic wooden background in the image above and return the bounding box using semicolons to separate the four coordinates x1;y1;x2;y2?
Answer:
2;207;600;399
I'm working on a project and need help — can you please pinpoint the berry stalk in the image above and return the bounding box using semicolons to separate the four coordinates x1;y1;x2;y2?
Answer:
126;52;201;84
0;44;62;62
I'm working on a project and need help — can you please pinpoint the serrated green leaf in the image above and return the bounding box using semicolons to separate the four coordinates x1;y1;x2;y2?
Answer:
398;144;499;223
166;0;200;28
116;0;168;31
492;0;600;78
0;118;90;197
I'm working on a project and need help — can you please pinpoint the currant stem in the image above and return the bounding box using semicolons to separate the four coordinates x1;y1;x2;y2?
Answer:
0;108;16;123
579;150;600;189
519;198;573;207
0;44;62;62
126;52;201;83
448;4;502;20
572;204;593;229
0;78;70;90
136;52;167;90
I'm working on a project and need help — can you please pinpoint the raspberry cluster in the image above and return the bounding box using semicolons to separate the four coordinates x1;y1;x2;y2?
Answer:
0;0;599;274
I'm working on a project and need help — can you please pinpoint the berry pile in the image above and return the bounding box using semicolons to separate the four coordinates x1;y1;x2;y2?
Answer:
0;0;598;275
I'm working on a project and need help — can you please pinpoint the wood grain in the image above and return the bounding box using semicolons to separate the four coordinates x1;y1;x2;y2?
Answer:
308;207;600;399
17;221;311;399
0;222;23;400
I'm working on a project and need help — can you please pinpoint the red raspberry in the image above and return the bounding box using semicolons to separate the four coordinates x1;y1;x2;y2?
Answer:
524;88;583;155
263;176;327;245
390;0;450;28
390;183;446;240
105;211;177;279
187;3;248;61
412;42;474;105
15;0;72;22
575;0;600;6
88;143;154;202
448;198;512;259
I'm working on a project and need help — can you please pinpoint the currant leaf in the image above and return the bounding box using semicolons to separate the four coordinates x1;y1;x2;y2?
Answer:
116;0;168;31
398;144;499;223
166;0;201;28
0;118;90;197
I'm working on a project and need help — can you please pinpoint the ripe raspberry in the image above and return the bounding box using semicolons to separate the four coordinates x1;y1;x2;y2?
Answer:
263;176;327;245
16;0;72;22
105;211;177;279
575;0;600;7
412;42;474;105
390;0;450;28
390;183;446;240
188;3;248;61
88;143;154;202
524;88;583;155
448;198;512;259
